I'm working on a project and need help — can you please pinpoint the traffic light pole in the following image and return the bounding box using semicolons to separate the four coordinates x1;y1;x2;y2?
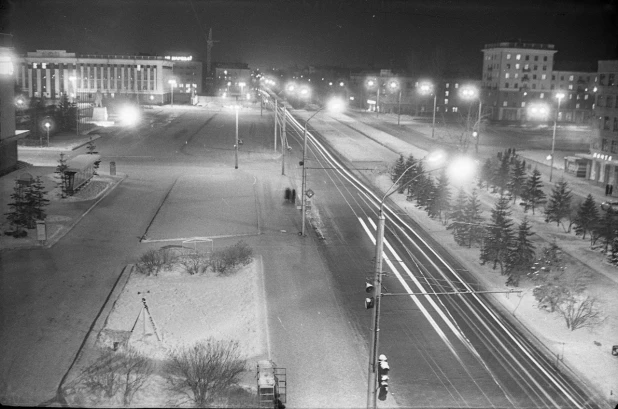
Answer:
367;209;385;409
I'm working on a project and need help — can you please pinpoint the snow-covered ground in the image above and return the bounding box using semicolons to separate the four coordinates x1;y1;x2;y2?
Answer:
65;259;266;407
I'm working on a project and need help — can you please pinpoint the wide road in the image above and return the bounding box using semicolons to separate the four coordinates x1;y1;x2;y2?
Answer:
280;104;600;408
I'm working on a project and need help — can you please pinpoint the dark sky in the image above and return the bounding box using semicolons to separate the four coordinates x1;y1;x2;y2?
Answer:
1;0;616;77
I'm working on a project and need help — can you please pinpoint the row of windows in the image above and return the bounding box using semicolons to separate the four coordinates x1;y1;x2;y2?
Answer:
505;73;548;80
599;74;617;86
600;116;618;131
485;53;550;62
503;63;547;71
601;138;618;153
597;95;617;108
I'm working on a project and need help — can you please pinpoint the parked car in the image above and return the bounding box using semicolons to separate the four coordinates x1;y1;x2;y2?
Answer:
600;201;618;212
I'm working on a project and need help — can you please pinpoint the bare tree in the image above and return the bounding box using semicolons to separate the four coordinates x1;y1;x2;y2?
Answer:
119;347;155;405
165;338;247;407
556;295;604;331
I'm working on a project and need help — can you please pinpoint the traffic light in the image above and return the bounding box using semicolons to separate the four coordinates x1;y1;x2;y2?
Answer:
377;354;389;401
365;280;375;309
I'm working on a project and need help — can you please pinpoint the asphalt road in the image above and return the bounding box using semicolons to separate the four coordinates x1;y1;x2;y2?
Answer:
283;107;600;408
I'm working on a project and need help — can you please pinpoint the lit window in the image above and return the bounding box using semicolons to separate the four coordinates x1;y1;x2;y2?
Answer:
515;64;520;69
452;107;458;112
568;84;573;90
503;101;508;106
445;91;449;96
444;98;449;105
32;63;37;68
569;75;574;81
521;102;526;107
577;94;580;100
524;64;529;69
540;93;545;98
446;83;449;88
585;94;589;100
541;74;546;80
506;53;511;59
515;73;519;78
569;94;573;99
455;83;459;88
505;73;510;79
516;54;521;60
42;63;47;69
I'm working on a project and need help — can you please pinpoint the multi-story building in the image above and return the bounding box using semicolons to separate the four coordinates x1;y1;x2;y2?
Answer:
214;63;251;97
549;66;596;124
586;60;618;188
15;50;174;105
0;34;29;175
481;42;557;121
164;54;203;95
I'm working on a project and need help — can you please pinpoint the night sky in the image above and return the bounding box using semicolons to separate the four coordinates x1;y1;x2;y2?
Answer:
1;0;616;77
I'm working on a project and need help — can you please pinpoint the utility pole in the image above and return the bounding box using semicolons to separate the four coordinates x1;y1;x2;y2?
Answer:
235;105;239;169
274;99;278;151
282;106;287;176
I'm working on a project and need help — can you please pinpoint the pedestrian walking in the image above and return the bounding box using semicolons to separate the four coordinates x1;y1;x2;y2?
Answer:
285;188;291;202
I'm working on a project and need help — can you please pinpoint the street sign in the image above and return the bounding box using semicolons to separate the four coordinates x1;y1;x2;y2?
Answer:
36;220;46;243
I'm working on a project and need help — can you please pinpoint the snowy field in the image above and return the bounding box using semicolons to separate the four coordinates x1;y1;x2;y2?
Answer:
64;259;267;407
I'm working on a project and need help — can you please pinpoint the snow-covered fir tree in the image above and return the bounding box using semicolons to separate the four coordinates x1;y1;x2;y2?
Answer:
521;168;546;214
574;194;599;240
505;217;536;286
464;189;484;248
391;155;406;184
447;187;468;245
426;170;450;221
507;159;527;204
480;194;515;274
544;180;573;229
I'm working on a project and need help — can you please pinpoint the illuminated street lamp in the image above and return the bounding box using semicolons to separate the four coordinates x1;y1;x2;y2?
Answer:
366;78;381;117
69;75;79;135
526;102;550;120
300;97;345;236
366;153;475;408
388;79;402;125
168;79;177;106
239;81;246;99
549;92;566;182
418;81;437;139
459;84;482;154
235;104;240;169
43;120;51;147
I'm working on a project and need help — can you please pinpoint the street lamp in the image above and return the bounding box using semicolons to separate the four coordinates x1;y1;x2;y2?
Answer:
366;78;381;117
69;75;79;136
239;81;246;101
44;121;51;147
168;79;177;106
418;81;437;139
235;104;240;169
366;153;474;408
388;79;402;125
459;84;482;154
550;92;566;182
300;97;345;236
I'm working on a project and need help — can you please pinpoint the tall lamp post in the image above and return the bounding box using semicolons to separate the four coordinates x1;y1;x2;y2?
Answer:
550;92;565;182
69;76;79;136
366;154;474;408
366;78;381;117
388;79;402;125
44;121;51;147
234;105;239;169
300;97;345;236
418;82;437;139
459;85;482;154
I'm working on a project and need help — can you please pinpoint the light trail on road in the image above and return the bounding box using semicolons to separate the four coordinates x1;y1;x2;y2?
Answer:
277;104;599;409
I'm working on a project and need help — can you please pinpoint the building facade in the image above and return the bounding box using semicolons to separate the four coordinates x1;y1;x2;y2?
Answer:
164;55;203;95
0;34;28;175
15;50;175;105
481;42;557;121
214;63;251;97
586;60;618;189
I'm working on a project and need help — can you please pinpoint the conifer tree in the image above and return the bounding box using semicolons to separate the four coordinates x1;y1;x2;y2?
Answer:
391;155;406;184
593;209;617;252
4;181;28;237
416;176;434;209
573;194;599;240
521;168;546;214
508;159;527;204
506;217;536;286
447;187;468;245
480;194;514;274
399;154;417;193
26;176;50;222
55;153;70;198
407;160;426;200
478;158;493;191
464;189;484;248
492;152;511;196
426;170;450;221
544;180;573;229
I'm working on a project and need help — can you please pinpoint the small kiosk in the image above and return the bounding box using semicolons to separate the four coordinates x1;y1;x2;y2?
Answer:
64;154;101;195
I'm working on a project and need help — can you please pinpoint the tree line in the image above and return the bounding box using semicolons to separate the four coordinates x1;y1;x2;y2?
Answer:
390;149;606;330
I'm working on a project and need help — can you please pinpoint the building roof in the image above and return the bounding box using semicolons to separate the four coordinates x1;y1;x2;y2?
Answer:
482;42;556;51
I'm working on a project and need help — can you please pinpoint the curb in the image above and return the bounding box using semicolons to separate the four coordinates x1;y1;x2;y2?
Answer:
43;173;127;249
52;264;135;406
19;134;102;152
